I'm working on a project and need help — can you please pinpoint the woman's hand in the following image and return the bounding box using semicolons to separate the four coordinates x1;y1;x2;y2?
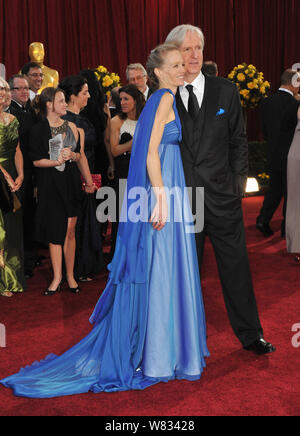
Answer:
14;175;24;192
2;171;17;192
61;147;73;161
107;165;115;180
150;189;168;231
84;183;97;194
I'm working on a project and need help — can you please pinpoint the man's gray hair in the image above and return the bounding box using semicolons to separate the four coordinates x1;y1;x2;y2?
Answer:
126;63;147;80
165;24;205;50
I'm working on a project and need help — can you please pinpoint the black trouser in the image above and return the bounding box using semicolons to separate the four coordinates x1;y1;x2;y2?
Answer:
259;168;287;228
195;207;263;347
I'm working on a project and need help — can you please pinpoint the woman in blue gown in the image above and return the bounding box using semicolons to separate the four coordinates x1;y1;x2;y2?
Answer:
0;43;209;398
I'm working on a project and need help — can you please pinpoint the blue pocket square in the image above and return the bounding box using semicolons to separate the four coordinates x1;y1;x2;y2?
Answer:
216;108;225;116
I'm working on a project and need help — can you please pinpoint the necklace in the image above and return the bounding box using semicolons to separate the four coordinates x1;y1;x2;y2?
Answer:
0;112;11;126
50;120;68;137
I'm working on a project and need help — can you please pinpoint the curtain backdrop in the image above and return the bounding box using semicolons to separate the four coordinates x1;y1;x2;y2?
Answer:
0;0;299;140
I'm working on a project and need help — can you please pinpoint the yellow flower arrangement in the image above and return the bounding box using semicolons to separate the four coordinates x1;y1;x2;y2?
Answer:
94;65;121;94
228;63;271;109
258;172;270;180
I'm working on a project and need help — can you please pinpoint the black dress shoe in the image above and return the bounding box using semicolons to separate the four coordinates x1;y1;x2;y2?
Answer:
244;337;276;355
256;217;274;237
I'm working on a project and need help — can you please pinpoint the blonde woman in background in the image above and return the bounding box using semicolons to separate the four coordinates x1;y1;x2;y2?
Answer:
0;77;25;297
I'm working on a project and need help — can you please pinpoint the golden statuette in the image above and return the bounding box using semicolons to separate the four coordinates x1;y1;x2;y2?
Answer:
29;42;59;92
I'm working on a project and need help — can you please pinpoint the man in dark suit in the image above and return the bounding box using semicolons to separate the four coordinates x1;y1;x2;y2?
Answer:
256;70;300;237
166;24;275;355
126;63;154;100
8;74;38;278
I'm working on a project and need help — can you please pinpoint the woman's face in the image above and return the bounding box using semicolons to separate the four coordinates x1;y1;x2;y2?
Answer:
120;92;136;115
156;50;185;88
51;91;68;116
5;89;11;108
72;84;90;109
0;84;6;108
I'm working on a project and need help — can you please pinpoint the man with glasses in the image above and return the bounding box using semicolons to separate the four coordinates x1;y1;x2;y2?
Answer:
21;62;43;101
9;75;30;110
126;63;153;100
8;74;38;279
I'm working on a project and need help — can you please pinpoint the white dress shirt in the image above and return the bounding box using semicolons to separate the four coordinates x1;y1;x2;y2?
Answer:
179;72;206;111
278;88;294;97
143;86;149;101
29;89;38;101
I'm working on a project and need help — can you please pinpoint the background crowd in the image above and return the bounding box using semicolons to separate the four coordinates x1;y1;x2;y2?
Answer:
0;56;299;298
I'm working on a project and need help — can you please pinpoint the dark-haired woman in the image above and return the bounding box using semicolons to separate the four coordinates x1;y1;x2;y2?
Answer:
29;87;96;295
59;75;104;282
79;69;114;182
109;84;145;259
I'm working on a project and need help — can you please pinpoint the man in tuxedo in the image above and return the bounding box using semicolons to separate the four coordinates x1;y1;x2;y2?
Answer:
21;62;43;101
256;70;300;237
126;63;153;100
166;24;275;355
8;74;38;278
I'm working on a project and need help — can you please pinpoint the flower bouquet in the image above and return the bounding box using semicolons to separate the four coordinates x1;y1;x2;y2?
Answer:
94;65;121;95
228;63;271;109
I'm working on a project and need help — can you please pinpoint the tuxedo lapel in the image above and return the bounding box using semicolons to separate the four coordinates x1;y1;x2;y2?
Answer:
194;76;221;162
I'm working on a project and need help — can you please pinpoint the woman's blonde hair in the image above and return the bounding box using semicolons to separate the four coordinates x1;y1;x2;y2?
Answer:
146;43;179;90
0;76;10;91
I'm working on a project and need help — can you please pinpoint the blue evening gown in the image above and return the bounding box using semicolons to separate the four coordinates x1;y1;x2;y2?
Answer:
0;89;209;398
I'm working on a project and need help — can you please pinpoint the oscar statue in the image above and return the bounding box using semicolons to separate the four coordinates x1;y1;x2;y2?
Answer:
29;42;59;91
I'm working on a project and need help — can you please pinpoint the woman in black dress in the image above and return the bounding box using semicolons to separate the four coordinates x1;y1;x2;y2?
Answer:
59;75;104;281
29;87;96;295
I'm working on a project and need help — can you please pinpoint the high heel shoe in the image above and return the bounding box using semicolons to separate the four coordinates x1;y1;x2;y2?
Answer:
44;282;62;296
294;256;300;263
68;285;81;294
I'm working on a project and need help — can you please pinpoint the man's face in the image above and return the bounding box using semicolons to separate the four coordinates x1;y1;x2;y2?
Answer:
26;67;43;93
179;31;203;82
128;69;147;93
11;78;30;105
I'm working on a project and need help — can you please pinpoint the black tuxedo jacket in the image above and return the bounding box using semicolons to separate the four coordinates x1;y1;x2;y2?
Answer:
260;90;299;171
9;100;37;171
146;87;155;100
176;75;248;217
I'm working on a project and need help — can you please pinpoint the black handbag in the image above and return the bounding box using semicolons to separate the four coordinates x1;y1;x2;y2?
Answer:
0;169;14;214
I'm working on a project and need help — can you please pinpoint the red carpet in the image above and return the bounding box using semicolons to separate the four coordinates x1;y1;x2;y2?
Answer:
0;196;299;416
